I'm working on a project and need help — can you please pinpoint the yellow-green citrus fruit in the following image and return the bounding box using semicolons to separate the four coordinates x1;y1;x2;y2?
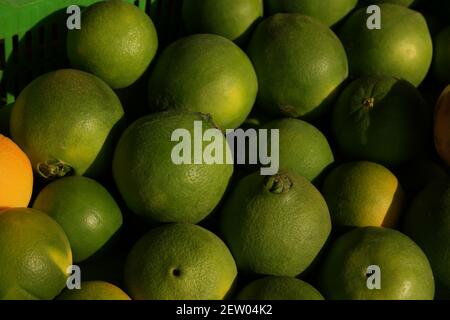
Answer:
148;34;258;129
113;111;233;223
67;0;158;89
319;227;435;300
124;223;237;300
236;276;324;300
247;14;348;119
57;281;130;300
0;208;72;300
322;161;405;229
33;176;123;263
339;4;432;87
220;171;331;276
182;0;263;44
10;69;124;179
261;118;334;183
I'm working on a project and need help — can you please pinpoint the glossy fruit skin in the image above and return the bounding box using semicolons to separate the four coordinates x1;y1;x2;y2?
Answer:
433;27;450;85
435;85;450;166
67;0;158;89
0;134;33;209
403;179;450;298
247;14;348;119
113;111;233;223
57;281;130;300
10;69;124;179
33;176;123;263
148;34;258;129
182;0;263;44
319;227;435;300
322;161;405;229
261;118;334;183
124;223;237;300
0;208;72;300
220;171;331;276
266;0;358;26
332;76;430;167
236;276;324;300
339;4;432;87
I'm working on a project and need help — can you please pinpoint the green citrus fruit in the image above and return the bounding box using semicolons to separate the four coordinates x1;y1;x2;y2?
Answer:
236;276;324;300
266;0;358;27
0;208;72;300
322;161;405;229
247;14;348;119
403;178;450;298
339;4;432;87
433;26;450;84
148;34;258;129
124;223;237;300
332;76;430;166
113;111;233;223
220;171;331;276
319;227;435;300
67;0;158;89
33;176;123;263
10;69;124;179
57;281;130;300
261;118;334;183
182;0;263;44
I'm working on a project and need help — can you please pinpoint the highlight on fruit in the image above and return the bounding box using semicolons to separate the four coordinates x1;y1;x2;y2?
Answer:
1;0;450;305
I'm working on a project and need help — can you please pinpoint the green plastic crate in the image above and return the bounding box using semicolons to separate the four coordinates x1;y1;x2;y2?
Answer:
0;0;183;105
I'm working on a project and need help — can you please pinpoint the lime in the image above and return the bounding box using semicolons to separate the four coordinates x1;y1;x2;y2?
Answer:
261;118;334;183
33;176;123;263
10;69;124;179
322;161;405;229
332;76;430;166
124;223;237;300
67;0;158;89
319;227;435;300
148;34;258;129
220;171;331;276
0;208;72;300
339;4;432;87
247;14;348;119
113;111;233;223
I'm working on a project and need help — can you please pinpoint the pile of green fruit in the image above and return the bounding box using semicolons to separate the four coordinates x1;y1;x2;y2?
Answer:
1;0;450;300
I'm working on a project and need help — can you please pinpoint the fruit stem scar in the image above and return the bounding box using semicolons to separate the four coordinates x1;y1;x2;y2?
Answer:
264;174;292;194
362;97;375;109
37;160;73;179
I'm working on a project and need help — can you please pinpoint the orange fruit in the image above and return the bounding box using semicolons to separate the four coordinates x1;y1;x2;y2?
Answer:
0;134;33;210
